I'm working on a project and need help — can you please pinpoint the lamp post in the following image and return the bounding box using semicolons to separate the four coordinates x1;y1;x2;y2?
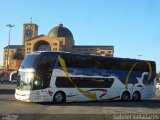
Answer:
138;55;142;59
6;24;15;71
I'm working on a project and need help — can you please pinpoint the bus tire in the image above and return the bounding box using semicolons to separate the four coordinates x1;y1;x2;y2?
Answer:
121;91;130;101
53;91;66;104
132;91;141;101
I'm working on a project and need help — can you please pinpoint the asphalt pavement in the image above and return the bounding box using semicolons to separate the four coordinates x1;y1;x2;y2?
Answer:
0;84;160;120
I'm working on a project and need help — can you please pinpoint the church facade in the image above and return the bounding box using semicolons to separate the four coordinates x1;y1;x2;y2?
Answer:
3;21;114;70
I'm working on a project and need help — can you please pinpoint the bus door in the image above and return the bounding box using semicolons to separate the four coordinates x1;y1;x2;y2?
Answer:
32;71;52;102
32;77;44;102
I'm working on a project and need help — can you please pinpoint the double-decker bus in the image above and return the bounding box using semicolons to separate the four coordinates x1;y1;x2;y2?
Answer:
15;51;156;103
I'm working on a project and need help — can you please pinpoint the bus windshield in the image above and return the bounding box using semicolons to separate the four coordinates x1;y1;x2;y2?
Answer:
17;71;35;90
17;52;57;90
20;54;39;69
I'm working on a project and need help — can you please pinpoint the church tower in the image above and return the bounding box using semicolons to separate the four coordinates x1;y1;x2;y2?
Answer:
22;19;38;45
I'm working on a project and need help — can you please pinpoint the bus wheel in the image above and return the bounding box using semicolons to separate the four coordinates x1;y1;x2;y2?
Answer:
132;91;141;101
53;91;66;104
121;91;130;101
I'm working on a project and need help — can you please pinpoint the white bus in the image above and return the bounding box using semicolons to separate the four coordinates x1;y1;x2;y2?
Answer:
15;51;156;103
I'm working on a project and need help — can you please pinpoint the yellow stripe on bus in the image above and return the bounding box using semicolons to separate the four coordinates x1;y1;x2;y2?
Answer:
125;63;137;89
147;62;152;85
58;56;97;100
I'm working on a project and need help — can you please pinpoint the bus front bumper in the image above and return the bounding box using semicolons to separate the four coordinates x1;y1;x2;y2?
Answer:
15;89;32;102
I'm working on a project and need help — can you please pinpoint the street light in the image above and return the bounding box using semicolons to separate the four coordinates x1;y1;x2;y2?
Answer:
6;24;15;71
138;55;142;59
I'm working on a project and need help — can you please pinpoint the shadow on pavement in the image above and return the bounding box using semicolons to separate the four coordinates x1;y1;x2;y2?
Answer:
37;99;160;109
0;89;15;95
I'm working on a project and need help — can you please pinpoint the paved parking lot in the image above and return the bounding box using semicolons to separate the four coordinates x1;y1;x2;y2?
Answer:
0;84;160;120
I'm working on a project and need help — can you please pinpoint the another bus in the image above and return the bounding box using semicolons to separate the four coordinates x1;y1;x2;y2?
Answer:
15;51;156;103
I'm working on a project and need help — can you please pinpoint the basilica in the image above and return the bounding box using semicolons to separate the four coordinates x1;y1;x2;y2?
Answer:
3;21;114;70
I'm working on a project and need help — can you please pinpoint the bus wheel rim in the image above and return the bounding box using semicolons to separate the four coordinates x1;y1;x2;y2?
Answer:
55;93;63;102
133;93;139;100
123;93;129;101
124;95;128;101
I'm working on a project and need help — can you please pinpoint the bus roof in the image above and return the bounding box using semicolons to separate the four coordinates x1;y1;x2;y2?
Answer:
29;51;155;63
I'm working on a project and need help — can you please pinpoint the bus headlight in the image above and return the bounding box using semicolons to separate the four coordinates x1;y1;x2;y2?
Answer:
25;73;34;83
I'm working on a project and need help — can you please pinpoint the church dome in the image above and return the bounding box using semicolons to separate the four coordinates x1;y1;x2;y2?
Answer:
48;24;73;39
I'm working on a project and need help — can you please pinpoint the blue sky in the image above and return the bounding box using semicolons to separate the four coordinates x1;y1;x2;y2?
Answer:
0;0;160;71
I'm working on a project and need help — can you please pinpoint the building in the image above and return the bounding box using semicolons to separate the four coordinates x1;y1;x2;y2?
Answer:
73;45;114;56
3;21;114;70
3;45;24;70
